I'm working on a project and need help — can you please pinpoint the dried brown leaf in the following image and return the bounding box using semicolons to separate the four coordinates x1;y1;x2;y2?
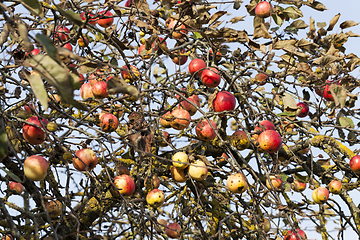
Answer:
230;16;246;24
340;21;359;29
327;13;340;31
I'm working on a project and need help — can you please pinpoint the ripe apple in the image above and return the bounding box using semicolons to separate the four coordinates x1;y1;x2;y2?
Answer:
254;73;267;85
9;182;24;194
165;222;181;239
316;79;341;101
97;11;114;28
328;180;342;194
292;180;306;192
157;219;168;232
349;155;360;174
24;104;34;115
54;26;70;41
152;174;160;189
114;174;135;196
172;48;188;65
171;166;187;183
254;1;273;18
121;65;140;80
195;119;217;141
91;81;109;99
26;48;40;56
1;235;12;240
189;58;206;77
297;102;309;118
227;173;248;194
23;116;48;145
188;160;208;181
178;91;200;116
284;229;307;240
170;108;191;130
209;49;222;62
73;149;98;171
172;152;189;169
24;155;49;181
80;82;94;100
125;0;133;7
201;67;221;88
312;187;329;204
257;130;282;153
254;120;275;133
63;43;72;51
45;200;62;218
77;37;89;47
212;91;236;113
100;113;119;132
230;130;250;150
159;111;173;128
80;12;97;25
166;18;187;39
266;175;283;191
146;189;165;208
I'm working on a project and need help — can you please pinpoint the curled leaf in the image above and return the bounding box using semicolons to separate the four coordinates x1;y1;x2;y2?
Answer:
327;13;340;31
340;21;359;29
20;0;44;17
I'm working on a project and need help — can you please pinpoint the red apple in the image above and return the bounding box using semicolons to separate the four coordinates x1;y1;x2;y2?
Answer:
24;155;49;181
254;1;273;18
292;180;306;192
73;149;98;171
91;81;109;99
257;130;282;153
63;43;72;51
9;182;24;194
80;12;97;25
114;174;135;196
189;58;206;77
312;187;329;204
45;200;62;218
266;175;283;191
97;11;114;28
201;67;221;88
178;93;200;116
316;79;341;101
80;82;94;99
172;48;188;65
254;120;275;133
165;223;181;239
166;18;187;39
170;108;191;130
146;189;165;208
297;102;309;118
328;180;342;194
100;113;119;132
188;160;208;181
121;65;140;80
254;73;267;85
23;116;48;145
125;0;133;7
24;104;34;115
159;111;173;128
54;26;70;41
227;173;248;194
349;155;360;174
26;48;40;56
284;229;307;240
209;49;222;62
212;91;236;113
195;119;217;141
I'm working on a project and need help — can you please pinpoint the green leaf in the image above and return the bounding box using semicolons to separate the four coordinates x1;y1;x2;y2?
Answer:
110;57;118;66
35;34;59;62
20;0;44;17
339;116;355;128
272;14;283;26
193;32;203;39
277;112;296;117
56;7;84;26
26;73;49;110
0;167;22;182
294;173;308;183
0;128;7;161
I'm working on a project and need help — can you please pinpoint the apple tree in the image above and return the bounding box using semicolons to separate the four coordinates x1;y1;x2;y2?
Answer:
0;0;360;239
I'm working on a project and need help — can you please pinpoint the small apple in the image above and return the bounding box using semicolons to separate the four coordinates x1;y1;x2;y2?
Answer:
146;189;165;208
188;160;208;181
45;200;62;218
171;166;187;183
254;73;267;85
209;49;222;62
212;91;237;113
23;116;48;145
178;91;200;116
201;67;221;88
159;111;173;128
166;18;187;39
24;155;49;181
254;120;275;133
284;229;307;240
172;152;189;169
54;26;70;41
100;113;119;132
257;130;282;153
1;235;12;240
349;155;360;174
97;11;114;28
77;37;89;47
227;173;248;194
328;180;342;194
292;180;306;192
91;81;109;99
120;65;140;80
165;223;181;239
73;149;98;171
266;175;283;191
46;122;58;132
80;82;94;100
312;187;329;204
152;174;160;189
125;0;134;7
189;58;206;77
254;1;273;18
9;182;24;194
80;12;97;25
297;102;309;118
26;48;40;56
170;108;191;130
114;174;136;196
172;48;188;65
63;43;72;51
195;119;217;141
24;104;34;115
230;130;250;151
157;219;168;233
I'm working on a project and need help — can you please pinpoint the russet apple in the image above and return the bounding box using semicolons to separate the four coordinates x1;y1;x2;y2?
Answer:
72;149;98;171
146;189;165;208
254;73;267;85
24;155;49;181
